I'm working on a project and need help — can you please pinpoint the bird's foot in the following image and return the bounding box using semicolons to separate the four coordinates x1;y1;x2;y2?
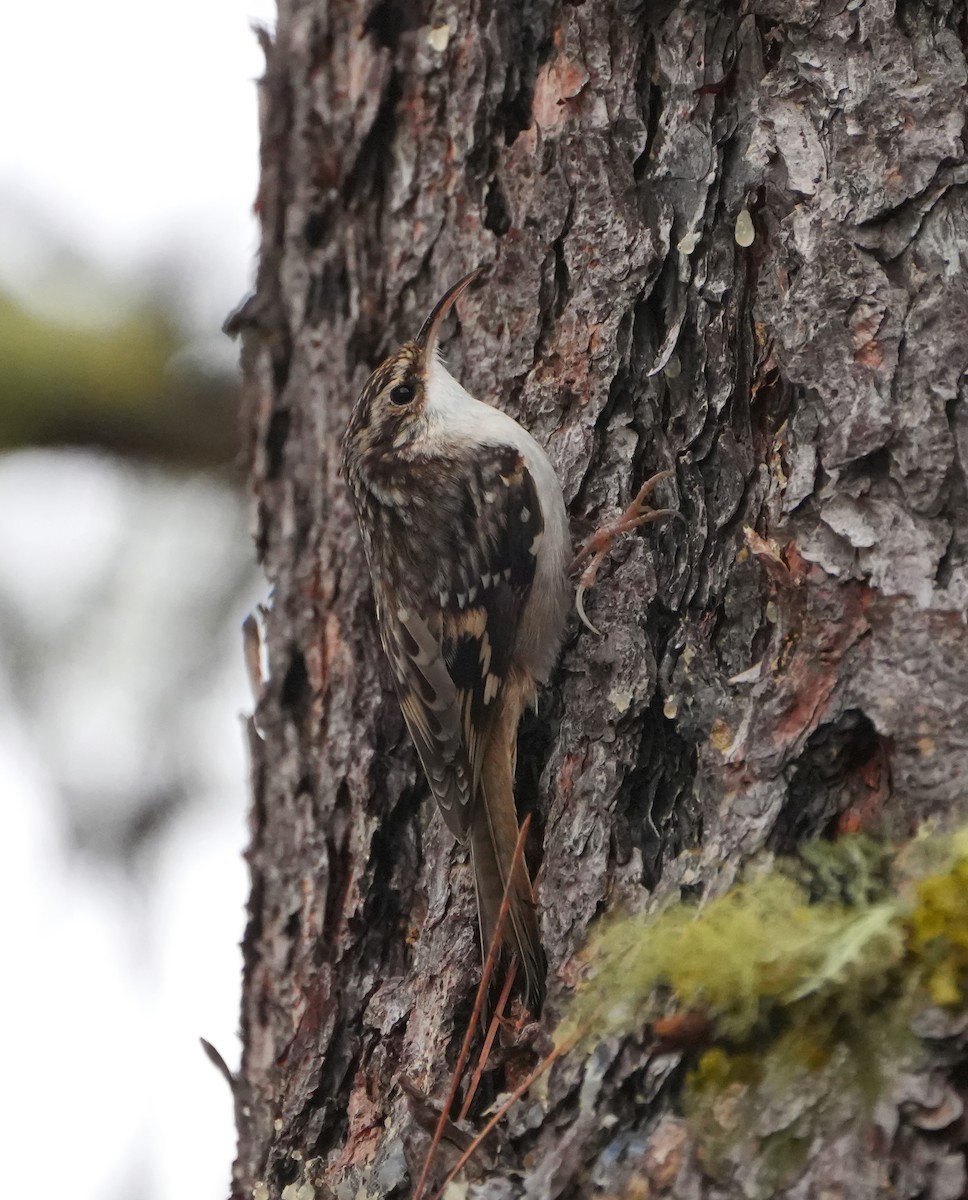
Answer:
570;469;677;634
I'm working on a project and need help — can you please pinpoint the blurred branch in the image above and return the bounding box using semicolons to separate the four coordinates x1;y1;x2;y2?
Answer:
0;289;240;467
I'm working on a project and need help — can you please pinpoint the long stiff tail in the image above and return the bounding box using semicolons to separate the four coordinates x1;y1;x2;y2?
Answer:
470;699;546;1010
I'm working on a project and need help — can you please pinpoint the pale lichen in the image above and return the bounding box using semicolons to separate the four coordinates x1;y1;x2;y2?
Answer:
558;827;968;1181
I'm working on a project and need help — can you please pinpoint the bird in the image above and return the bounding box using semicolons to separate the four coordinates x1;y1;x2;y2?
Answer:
341;269;570;1009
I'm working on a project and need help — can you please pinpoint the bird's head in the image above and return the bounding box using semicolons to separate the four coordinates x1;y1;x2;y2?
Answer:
342;269;483;465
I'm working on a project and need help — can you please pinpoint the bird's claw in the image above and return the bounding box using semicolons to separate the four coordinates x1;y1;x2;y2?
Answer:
570;469;677;635
575;580;601;636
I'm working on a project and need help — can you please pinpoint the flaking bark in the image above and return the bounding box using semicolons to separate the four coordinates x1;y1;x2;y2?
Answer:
234;2;968;1197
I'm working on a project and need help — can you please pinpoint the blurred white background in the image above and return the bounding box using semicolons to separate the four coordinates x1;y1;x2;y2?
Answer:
0;3;275;1197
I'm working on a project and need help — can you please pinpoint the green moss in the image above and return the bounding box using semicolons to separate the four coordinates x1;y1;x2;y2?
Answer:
910;853;968;1006
562;869;905;1047
558;829;968;1176
788;833;894;906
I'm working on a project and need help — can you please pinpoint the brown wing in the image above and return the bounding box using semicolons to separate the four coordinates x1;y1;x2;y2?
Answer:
376;591;475;832
374;449;544;838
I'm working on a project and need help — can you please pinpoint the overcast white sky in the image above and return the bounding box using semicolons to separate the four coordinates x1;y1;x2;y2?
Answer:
0;3;275;1199
1;0;273;329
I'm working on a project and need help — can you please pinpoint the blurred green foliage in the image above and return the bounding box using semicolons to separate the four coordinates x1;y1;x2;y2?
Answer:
0;288;240;466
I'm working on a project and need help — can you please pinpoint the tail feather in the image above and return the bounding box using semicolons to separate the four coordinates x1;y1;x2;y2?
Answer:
470;743;546;1011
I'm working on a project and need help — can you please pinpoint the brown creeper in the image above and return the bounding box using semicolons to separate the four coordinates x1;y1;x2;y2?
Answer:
341;271;570;1008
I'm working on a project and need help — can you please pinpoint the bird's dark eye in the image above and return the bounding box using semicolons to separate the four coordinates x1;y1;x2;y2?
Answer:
389;383;414;406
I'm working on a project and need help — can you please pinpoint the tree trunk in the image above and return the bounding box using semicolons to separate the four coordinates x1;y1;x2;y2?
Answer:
233;1;968;1197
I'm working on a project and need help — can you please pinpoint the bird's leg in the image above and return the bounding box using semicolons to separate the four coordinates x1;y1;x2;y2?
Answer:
570;469;676;634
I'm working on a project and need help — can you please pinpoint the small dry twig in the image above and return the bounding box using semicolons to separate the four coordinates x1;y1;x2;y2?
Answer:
459;960;517;1121
411;817;532;1200
430;1025;587;1200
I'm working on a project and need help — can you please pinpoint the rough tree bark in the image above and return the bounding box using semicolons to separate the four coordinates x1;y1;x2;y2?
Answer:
233;1;968;1196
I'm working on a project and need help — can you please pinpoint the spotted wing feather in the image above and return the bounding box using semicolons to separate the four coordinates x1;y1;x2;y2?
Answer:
376;593;474;830
373;449;543;839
